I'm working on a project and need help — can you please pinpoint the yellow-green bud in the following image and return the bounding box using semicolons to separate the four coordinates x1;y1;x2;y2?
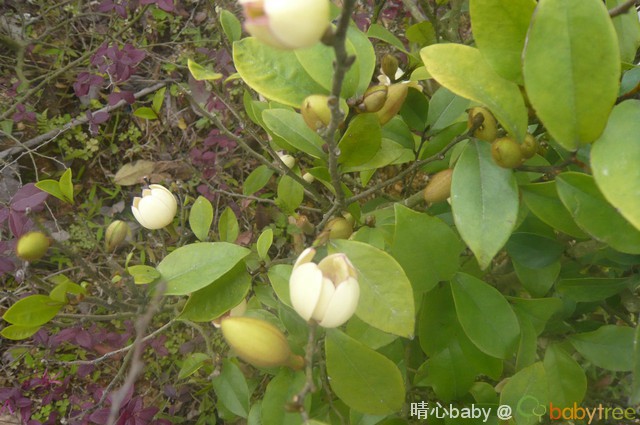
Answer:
381;54;399;80
278;153;296;169
491;137;524;169
520;133;539;159
326;217;353;240
301;94;332;131
16;231;50;262
105;220;130;252
221;317;304;370
375;83;409;125
423;169;453;203
358;85;388;113
467;107;497;142
302;172;315;184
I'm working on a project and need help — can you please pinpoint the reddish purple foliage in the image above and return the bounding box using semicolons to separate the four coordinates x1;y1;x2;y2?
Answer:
91;43;146;83
13;104;37;123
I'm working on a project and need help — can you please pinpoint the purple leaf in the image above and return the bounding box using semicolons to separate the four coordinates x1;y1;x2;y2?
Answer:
89;408;111;424
11;183;48;212
156;0;174;12
8;210;31;237
108;90;135;105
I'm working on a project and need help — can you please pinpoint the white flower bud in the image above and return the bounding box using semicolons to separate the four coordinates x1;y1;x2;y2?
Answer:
289;248;360;328
239;0;330;50
278;153;296;169
131;184;177;230
302;172;315;183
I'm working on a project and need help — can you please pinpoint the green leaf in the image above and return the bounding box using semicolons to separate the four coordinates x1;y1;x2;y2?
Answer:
557;277;631;302
406;21;437;47
262;109;326;159
345;315;397;350
243;165;275;195
133;107;158;120
632;323;640;403
451;141;519;269
326;329;404;415
212;359;250;418
451;273;520;359
0;324;42;340
189;196;214;241
556;172;640;254
416;342;476;401
346;25;377;96
180;262;250;322
330;240;415;338
571;325;635;371
178;352;210;379
59;168;73;203
157;242;250;295
591;100;640;231
543;344;587;407
152;86;166;114
499;362;549;425
425;87;470;132
233;38;328;107
521;182;588;238
261;369;307;425
391;204;463;293
276;175;304;214
49;280;86;303
218;206;239;243
522;0;620;150
2;295;64;326
510;297;563;335
607;0;640;63
127;265;160;285
34;179;65;203
513;259;560;297
399;87;430;132
187;58;223;81
505;232;564;269
220;9;242;43
420;44;528;140
268;264;293;307
367;23;407;53
469;0;536;84
256;228;273;261
338;113;381;166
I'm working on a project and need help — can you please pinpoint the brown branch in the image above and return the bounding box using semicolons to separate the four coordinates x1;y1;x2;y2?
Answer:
609;0;638;17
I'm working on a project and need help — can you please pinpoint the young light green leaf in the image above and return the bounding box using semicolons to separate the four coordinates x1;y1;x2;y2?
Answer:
607;0;640;63
157;242;250;295
262;109;326;159
59;168;73;203
152;86;166;114
243;165;275;195
218;206;239;243
276;175;304;214
523;0;620;150
500;363;549;425
591;100;640;231
261;369;307;425
325;329;404;415
127;265;161;285
366;23;408;53
178;352;211;379
49;280;86;303
133;107;158;120
420;43;528;140
0;324;42;340
212;359;250;418
425;87;470;131
256;228;273;261
451;141;519;269
220;9;242;43
2;295;64;326
189;196;214;241
187;58;223;81
544;344;587;408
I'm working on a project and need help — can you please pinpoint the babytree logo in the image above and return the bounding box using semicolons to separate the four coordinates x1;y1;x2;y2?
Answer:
548;402;637;423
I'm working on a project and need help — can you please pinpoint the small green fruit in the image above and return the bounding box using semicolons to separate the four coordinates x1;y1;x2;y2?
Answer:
105;220;130;252
520;133;539;159
301;94;332;130
423;169;453;203
468;107;497;142
326;217;353;240
16;231;50;262
491;137;524;169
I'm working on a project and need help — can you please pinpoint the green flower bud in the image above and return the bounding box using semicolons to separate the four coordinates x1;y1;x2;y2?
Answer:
423;169;453;203
16;231;50;262
358;85;388;113
381;54;399;80
105;220;130;252
375;83;409;125
491;137;524;169
301;94;332;130
325;217;353;240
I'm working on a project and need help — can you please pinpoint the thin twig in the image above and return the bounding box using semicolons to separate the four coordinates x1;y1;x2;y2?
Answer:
401;0;427;22
609;0;638;17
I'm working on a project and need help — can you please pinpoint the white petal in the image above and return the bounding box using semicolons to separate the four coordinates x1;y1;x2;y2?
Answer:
311;277;335;322
135;196;175;229
289;263;323;321
266;0;329;49
149;185;177;214
131;204;152;229
318;277;359;328
318;253;356;282
293;247;316;270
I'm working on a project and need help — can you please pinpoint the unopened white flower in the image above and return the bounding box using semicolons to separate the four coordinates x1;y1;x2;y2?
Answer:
239;0;330;50
212;299;248;328
131;184;177;230
278;153;296;169
289;248;359;328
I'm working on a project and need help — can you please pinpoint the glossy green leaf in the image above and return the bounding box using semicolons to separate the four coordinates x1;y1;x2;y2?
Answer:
180;262;250;322
366;23;407;53
34;180;65;203
505;232;564;269
521;182;588;238
420;44;528;140
212;359;250;418
451;141;519;269
330;239;415;338
326;329;404;415
417;342;476;401
543;344;587;407
152;86;166;114
218;206;239;243
133;107;158;120
49;280;86;303
399;87;430;132
338;113;381;166
187;58;223;81
470;0;536;83
556;172;640;254
451;273;520;359
256;228;273;261
346;25;377;95
499;362;549;425
2;295;64;326
268;264;292;307
425;87;470;131
261;369;307;425
189;196;213;241
220;9;242;43
557;277;631;302
276;175;304;214
243;165;274;196
0;324;41;340
178;352;210;379
515;314;537;371
345;316;397;350
127;265;160;284
632;322;640;403
591;100;640;231
263;109;326;159
513;259;560;297
233;38;327;107
570;325;635;371
59;168;73;203
391;204;463;293
510;297;562;335
522;0;620;150
406;21;436;47
157;242;250;295
607;0;640;63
